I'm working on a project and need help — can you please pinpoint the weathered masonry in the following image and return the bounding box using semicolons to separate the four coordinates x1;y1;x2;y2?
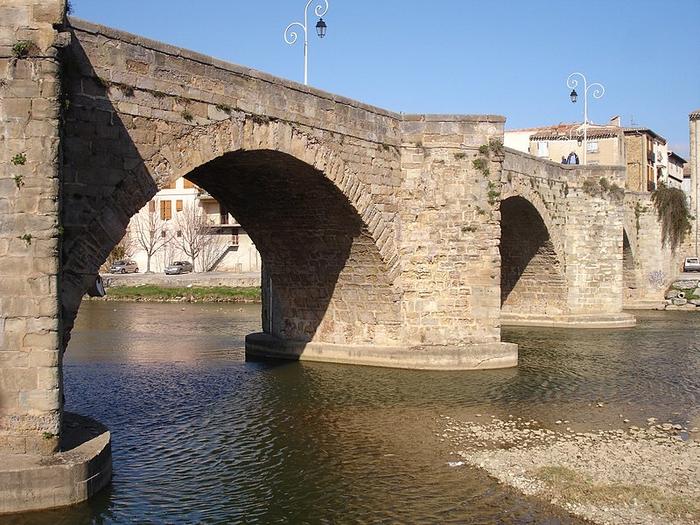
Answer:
501;150;634;327
0;0;632;512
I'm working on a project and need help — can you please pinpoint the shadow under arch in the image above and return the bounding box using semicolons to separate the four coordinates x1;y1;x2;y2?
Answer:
622;228;637;297
184;149;401;345
500;196;567;315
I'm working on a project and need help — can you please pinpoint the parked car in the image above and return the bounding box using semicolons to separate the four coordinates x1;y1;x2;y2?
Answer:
683;257;700;272
164;261;194;275
109;260;139;274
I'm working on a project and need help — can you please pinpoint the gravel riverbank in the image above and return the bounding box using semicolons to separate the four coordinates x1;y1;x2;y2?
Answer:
442;415;699;525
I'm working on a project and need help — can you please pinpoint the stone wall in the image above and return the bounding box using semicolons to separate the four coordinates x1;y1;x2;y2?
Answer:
690;112;699;255
623;192;685;306
0;0;66;455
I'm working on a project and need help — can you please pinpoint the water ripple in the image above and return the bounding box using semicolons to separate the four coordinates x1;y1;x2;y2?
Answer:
6;303;698;524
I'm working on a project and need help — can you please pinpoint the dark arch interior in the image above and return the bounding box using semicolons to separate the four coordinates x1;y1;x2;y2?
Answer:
623;229;637;295
184;150;401;345
500;196;567;315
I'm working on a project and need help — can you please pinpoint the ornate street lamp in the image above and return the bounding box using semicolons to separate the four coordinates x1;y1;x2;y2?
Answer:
566;72;605;165
284;0;329;86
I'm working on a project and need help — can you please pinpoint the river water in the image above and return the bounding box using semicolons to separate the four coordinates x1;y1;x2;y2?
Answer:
7;302;699;524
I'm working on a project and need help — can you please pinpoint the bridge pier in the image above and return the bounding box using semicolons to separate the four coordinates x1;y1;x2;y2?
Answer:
0;0;112;514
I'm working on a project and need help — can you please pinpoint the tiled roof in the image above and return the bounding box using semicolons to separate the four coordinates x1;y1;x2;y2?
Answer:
622;127;667;144
529;123;622;141
668;151;687;164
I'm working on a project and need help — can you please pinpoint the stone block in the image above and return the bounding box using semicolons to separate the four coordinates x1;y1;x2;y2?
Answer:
19;388;60;411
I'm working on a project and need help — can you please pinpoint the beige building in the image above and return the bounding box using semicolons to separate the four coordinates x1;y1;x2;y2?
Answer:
505;116;676;193
505;116;625;166
128;177;261;273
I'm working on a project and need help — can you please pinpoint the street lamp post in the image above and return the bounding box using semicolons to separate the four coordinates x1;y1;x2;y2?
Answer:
284;0;329;86
566;72;605;165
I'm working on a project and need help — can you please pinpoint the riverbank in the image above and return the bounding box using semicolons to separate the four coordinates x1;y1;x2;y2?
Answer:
443;415;699;525
92;284;261;303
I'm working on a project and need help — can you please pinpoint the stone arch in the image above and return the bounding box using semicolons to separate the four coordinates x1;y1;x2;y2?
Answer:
60;116;402;349
500;196;567;316
500;180;564;262
145;117;399;280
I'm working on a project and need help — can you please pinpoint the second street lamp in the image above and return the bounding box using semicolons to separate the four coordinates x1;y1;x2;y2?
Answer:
566;72;605;165
284;0;329;86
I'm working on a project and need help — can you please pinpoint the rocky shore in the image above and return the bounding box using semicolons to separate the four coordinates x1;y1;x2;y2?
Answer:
442;415;699;525
661;278;700;310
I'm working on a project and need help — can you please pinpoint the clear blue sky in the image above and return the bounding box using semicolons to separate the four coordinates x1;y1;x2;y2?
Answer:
71;0;699;157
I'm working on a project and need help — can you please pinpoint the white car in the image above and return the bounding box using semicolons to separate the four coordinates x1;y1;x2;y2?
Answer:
683;257;700;272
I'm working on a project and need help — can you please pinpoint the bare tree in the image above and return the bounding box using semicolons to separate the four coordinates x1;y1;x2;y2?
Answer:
175;203;215;271
131;199;173;272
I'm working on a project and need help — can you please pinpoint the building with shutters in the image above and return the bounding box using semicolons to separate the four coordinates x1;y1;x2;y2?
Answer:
127;177;261;273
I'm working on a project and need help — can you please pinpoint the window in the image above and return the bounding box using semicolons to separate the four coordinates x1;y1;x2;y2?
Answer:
176;230;182;238
161;231;167;238
587;141;599;153
176;200;183;212
537;141;549;158
160;200;172;220
220;205;229;225
148;201;156;213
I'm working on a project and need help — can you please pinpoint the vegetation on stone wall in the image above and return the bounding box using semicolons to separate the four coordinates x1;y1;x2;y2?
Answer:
651;183;693;250
11;40;34;58
11;152;26;165
581;177;624;200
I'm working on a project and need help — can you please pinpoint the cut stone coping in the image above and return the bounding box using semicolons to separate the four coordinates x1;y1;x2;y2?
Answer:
0;413;112;515
245;332;518;370
501;312;636;328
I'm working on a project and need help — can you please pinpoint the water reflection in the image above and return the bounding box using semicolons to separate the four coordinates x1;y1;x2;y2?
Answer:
6;303;698;524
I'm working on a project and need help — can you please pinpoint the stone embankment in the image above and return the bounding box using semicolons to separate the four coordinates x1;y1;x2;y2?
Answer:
101;271;260;288
442;415;699;525
661;277;700;310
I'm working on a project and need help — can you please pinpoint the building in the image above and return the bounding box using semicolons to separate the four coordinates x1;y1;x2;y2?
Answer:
127;177;261;273
622;127;668;192
691;110;700;208
505;116;626;166
505;116;674;193
667;151;687;190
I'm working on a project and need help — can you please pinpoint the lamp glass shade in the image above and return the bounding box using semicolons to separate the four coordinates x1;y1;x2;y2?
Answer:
316;18;327;38
570;89;578;103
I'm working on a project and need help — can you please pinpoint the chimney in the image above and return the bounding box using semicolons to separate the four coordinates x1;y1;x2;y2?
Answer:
609;115;621;127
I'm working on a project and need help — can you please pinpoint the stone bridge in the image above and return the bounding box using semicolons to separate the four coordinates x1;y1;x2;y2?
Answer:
0;1;633;511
